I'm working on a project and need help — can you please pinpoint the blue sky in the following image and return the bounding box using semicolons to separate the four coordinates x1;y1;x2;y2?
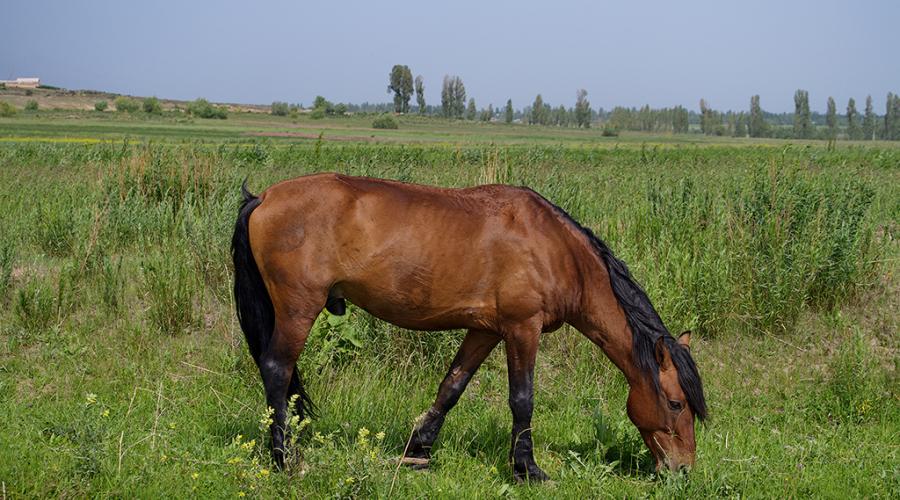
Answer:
2;0;897;112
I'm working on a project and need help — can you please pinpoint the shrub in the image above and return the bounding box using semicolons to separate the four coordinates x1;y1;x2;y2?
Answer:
187;98;227;119
271;101;290;116
309;108;325;120
114;96;140;113
25;89;33;96
142;96;162;114
24;100;38;111
94;100;108;111
0;101;16;117
601;124;619;137
372;115;398;129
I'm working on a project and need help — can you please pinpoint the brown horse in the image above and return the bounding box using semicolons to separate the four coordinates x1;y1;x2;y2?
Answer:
231;173;706;481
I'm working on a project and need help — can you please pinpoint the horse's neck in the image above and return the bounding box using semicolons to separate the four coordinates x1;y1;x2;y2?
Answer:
570;249;641;385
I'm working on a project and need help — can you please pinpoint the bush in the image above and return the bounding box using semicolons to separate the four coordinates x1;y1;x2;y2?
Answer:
114;96;140;113
309;108;326;120
601;124;619;137
187;98;227;119
372;115;398;129
0;101;17;117
142;96;162;114
94;100;108;112
271;101;290;116
24;100;38;111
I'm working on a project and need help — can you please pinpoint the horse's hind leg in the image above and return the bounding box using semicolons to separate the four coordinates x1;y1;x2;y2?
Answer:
403;329;501;467
259;304;320;469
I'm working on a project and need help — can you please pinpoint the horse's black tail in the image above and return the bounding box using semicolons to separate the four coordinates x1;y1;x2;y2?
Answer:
231;180;315;419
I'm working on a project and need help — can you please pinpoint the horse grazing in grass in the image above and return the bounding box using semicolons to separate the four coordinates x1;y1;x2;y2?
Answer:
231;173;706;481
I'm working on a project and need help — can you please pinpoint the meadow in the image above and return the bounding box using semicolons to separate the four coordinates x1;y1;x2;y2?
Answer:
0;111;897;498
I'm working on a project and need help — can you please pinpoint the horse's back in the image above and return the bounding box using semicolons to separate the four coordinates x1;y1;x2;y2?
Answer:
250;174;580;331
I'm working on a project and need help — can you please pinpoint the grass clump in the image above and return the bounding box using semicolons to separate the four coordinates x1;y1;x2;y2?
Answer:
142;247;198;335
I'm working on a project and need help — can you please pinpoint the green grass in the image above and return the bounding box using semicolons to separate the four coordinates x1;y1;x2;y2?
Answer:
0;116;897;497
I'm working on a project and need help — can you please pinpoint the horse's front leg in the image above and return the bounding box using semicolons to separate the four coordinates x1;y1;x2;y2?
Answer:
505;322;549;482
403;328;500;467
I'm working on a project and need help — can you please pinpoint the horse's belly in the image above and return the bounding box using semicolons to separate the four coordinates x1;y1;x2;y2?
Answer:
337;282;495;332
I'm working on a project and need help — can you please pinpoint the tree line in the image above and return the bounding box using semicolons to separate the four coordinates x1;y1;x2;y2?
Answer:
269;63;900;140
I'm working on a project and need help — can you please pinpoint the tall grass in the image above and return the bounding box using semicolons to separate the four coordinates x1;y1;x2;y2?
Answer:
0;140;896;498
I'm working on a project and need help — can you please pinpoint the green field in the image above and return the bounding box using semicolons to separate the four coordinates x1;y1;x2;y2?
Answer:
0;111;898;498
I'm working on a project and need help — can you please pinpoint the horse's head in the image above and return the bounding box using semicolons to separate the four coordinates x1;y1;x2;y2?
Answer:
625;331;705;472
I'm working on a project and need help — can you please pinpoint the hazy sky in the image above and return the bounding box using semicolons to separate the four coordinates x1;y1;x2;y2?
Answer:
2;0;898;112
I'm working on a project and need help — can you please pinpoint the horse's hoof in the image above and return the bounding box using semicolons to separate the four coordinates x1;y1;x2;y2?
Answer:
399;456;430;470
513;465;550;483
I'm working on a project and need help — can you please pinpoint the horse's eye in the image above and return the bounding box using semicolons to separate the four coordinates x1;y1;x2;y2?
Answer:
668;400;684;411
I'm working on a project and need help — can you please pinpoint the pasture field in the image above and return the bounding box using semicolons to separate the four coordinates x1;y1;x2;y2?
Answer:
0;113;898;498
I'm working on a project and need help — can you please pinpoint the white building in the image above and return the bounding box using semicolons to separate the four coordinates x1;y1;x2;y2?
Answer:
0;77;40;88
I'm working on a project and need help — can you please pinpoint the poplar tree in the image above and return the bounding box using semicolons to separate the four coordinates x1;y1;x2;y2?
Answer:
387;65;414;113
414;75;425;114
574;89;591;128
531;94;544;125
826;97;837;139
441;75;466;118
846;98;859;140
793;89;812;139
466;98;477;120
749;95;767;138
505;99;514;124
862;95;875;140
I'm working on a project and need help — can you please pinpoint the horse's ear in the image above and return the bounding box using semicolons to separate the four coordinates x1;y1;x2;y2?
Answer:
655;337;673;370
678;331;692;349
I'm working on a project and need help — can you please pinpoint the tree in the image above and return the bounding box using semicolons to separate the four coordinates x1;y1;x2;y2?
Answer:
890;94;900;141
793;89;811;139
672;105;689;134
441;75;466;118
699;99;719;135
574;89;591;128
414;75;425;114
187;98;227;119
530;94;544;125
313;95;334;114
142;96;162;114
862;95;875;140
734;112;747;137
466;98;477;120
825;96;837;139
749;95;767;138
505;99;513;124
271;101;290;116
885;92;900;141
480;104;493;122
846;98;860;140
387;65;414;114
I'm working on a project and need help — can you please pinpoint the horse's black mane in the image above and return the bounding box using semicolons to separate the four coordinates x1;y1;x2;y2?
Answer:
531;190;707;421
